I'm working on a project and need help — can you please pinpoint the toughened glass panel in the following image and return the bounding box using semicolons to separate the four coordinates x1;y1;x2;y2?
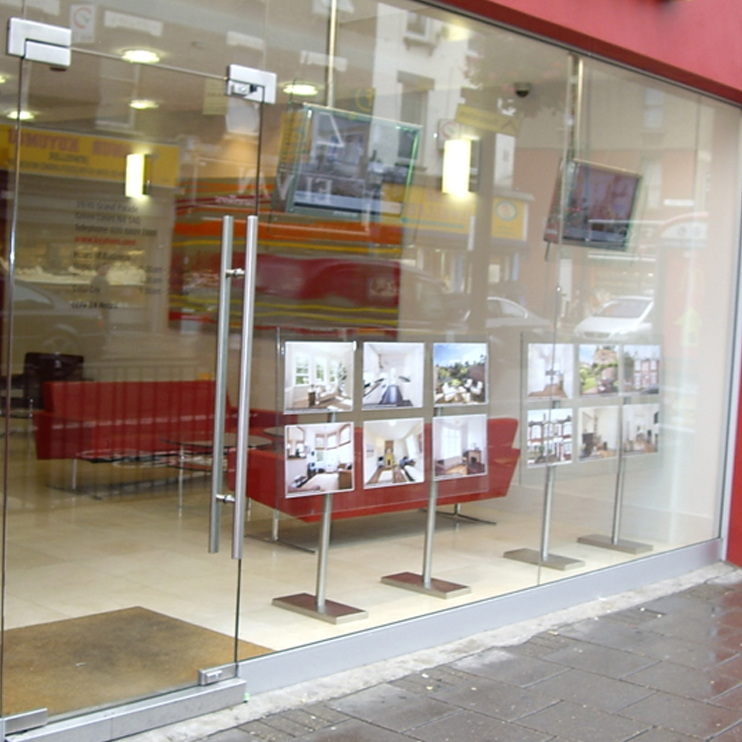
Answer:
0;0;739;726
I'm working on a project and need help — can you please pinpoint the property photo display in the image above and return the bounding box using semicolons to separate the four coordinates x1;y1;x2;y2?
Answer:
284;341;355;413
433;414;487;479
284;422;354;497
578;406;619;462
579;344;619;396
527;343;574;400
363;342;424;409
363;418;425;488
622;344;661;395
433;342;487;406
622;403;660;455
526;408;573;467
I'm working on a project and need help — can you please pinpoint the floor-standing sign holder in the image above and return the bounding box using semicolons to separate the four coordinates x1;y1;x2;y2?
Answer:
504;463;585;571
382;436;471;598
273;491;368;624
578;402;653;554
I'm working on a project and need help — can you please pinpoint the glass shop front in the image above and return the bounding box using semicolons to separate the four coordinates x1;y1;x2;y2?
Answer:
0;0;739;734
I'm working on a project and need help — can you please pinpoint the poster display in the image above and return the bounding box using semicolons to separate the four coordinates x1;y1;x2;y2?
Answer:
433;414;487;479
363;418;425;488
284;341;355;413
577;406;619;462
526;408;573;467
362;342;424;409
579;344;619;396
433;342;487;406
527;343;574;400
285;422;355;497
622;344;661;395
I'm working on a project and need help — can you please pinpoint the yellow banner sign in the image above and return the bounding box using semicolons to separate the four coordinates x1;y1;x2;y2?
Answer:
0;125;179;187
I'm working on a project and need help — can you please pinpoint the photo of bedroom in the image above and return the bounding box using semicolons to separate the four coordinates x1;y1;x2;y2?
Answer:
285;423;354;498
578;406;619;461
433;343;487;406
527;343;574;399
284;341;355;413
362;342;424;409
433;414;487;479
363;418;425;488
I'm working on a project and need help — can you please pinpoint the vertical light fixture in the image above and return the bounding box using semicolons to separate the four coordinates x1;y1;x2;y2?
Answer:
125;153;148;197
442;139;472;196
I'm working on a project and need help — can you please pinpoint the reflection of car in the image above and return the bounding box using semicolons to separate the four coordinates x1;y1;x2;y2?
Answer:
485;297;553;336
574;295;654;342
8;280;105;370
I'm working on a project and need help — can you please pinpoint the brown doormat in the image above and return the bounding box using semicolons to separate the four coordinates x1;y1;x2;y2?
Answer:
3;607;272;718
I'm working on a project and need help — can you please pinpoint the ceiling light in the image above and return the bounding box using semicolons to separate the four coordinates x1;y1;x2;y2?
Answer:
129;99;159;110
121;49;161;65
0;76;8;85
281;81;319;97
7;110;35;121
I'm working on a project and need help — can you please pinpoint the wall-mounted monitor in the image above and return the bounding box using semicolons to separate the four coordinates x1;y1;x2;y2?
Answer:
273;104;421;220
544;160;641;250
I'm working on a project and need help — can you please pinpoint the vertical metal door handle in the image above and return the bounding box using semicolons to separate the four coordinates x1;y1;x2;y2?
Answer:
209;216;234;553
232;215;258;559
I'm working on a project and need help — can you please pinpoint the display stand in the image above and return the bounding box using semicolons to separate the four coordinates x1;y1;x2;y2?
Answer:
437;502;497;525
382;472;471;599
272;492;367;624
578;403;653;554
504;464;585;571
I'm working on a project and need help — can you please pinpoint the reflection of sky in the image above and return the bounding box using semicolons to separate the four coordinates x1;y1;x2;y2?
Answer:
434;342;487;367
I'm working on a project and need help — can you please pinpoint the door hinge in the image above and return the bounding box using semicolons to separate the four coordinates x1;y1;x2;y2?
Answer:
198;663;238;686
226;64;277;104
7;17;71;67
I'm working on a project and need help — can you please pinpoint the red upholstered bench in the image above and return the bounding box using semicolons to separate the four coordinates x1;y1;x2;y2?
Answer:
34;380;231;464
228;417;520;523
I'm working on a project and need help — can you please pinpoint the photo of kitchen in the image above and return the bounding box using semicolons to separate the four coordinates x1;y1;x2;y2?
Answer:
362;342;424;409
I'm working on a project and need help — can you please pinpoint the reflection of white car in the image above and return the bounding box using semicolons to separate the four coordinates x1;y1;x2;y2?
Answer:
574;296;655;342
486;297;552;335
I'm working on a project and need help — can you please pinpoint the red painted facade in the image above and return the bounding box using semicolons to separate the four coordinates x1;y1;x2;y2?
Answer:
440;0;742;104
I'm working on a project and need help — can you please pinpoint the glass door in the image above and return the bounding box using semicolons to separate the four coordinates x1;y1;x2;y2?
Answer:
1;40;270;725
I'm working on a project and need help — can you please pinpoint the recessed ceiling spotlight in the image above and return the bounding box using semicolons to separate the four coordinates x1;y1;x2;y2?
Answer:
281;81;319;97
6;109;35;120
121;49;161;65
130;98;159;110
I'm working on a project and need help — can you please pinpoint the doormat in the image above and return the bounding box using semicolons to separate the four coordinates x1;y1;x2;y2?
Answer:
4;606;272;718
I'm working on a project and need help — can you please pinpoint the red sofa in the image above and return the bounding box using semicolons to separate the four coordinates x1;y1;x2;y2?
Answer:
34;380;229;462
229;417;520;522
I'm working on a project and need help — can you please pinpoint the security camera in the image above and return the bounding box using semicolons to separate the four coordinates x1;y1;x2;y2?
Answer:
514;82;532;98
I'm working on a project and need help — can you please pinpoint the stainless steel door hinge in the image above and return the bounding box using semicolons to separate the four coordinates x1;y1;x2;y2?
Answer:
7;17;71;67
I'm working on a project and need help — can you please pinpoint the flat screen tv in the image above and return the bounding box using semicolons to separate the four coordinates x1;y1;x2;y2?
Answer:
272;104;421;220
544;160;641;250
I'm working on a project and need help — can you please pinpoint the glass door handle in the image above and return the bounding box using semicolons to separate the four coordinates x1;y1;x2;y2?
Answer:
209;216;235;554
231;215;258;560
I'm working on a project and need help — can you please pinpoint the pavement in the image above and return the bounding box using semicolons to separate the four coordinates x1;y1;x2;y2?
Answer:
128;562;742;742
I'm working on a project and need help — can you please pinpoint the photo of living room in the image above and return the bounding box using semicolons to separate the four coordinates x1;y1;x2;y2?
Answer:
284;422;354;498
527;343;574;399
433;342;487;406
284;341;355;413
578;405;619;461
362;342;424;409
363;418;425;487
622;403;660;455
433;414;487;479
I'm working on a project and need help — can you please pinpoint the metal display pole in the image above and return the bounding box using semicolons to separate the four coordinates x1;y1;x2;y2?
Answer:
272;492;367;624
578;402;652;554
504;463;584;571
382;417;471;598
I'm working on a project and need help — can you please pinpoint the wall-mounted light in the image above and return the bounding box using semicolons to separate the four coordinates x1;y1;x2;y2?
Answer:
441;138;472;196
121;49;161;65
125;153;150;198
129;98;159;110
281;81;319;97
